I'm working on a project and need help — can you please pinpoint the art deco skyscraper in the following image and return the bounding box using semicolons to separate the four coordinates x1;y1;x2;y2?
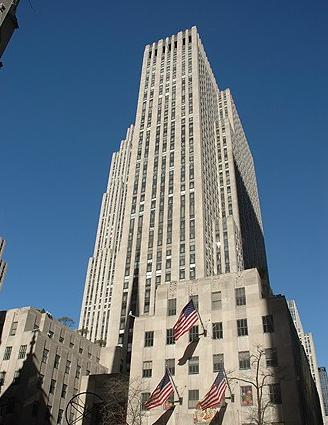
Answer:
79;26;268;365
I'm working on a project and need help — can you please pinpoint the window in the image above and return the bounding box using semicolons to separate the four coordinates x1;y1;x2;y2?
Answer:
189;325;199;342
9;321;18;336
237;319;248;336
262;315;274;333
141;393;151;410
38;374;44;388
190;295;198;309
268;383;282;404
144;331;154;347
61;384;67;398
75;365;81;379
188;356;199;374
213;354;224;372
265;348;278;367
57;409;64;424
212;322;223;339
0;371;6;385
54;354;60;369
241;385;253;405
65;360;71;374
49;379;56;394
3;346;12;360
18;345;27;359
48;330;54;338
142;361;152;378
188;389;199;409
239;351;250;370
211;291;222;310
13;370;20;385
42;348;49;363
235;287;246;306
167;298;176;316
166;328;175;345
166;358;175;376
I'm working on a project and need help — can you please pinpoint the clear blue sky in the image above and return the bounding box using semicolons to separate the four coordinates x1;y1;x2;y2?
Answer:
0;1;327;364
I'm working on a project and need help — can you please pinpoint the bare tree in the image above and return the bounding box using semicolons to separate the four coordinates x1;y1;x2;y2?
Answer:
227;346;284;425
99;375;147;425
57;316;75;328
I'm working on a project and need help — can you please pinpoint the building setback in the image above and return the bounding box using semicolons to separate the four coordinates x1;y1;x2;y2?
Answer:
78;27;323;424
0;307;107;425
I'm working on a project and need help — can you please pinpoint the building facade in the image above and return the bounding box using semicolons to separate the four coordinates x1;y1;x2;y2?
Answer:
0;307;107;425
319;367;328;419
0;238;7;290
0;0;20;65
78;27;323;424
288;299;326;419
129;269;322;424
79;27;269;370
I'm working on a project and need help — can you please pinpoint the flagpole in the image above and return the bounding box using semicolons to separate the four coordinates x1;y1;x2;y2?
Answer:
223;368;234;403
166;366;183;405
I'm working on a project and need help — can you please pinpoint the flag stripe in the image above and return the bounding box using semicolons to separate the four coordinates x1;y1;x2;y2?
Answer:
173;300;199;341
199;370;227;410
144;370;174;410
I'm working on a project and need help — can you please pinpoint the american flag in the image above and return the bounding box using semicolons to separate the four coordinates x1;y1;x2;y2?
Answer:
144;369;174;410
199;369;227;410
173;299;198;341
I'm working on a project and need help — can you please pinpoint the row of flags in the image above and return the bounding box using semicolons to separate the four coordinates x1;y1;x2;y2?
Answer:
145;300;228;411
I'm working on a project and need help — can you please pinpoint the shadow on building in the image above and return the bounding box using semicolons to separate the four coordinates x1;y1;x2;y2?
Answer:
0;332;51;425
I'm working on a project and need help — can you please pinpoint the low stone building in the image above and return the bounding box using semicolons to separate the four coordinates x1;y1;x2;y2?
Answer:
0;307;107;425
129;269;323;425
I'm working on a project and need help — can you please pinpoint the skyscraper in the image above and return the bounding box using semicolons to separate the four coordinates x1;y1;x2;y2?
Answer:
79;26;268;353
79;27;323;424
0;238;7;290
319;367;328;418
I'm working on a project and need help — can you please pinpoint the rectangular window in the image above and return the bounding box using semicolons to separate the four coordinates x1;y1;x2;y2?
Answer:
61;384;67;398
141;393;151;410
166;328;175;345
188;389;199;409
75;365;81;379
213;354;224;372
0;371;6;385
57;409;63;424
239;351;250;370
54;354;60;369
212;322;223;339
262;315;274;333
269;383;282;404
166;358;175;376
211;291;222;310
237;319;248;336
144;331;154;347
189;325;199;342
235;287;246;306
13;370;20;385
9;321;18;336
42;348;49;363
3;346;12;360
240;385;253;406
142;361;152;378
167;298;176;316
18;345;27;359
265;348;278;367
65;360;71;374
49;379;56;394
188;356;199;375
